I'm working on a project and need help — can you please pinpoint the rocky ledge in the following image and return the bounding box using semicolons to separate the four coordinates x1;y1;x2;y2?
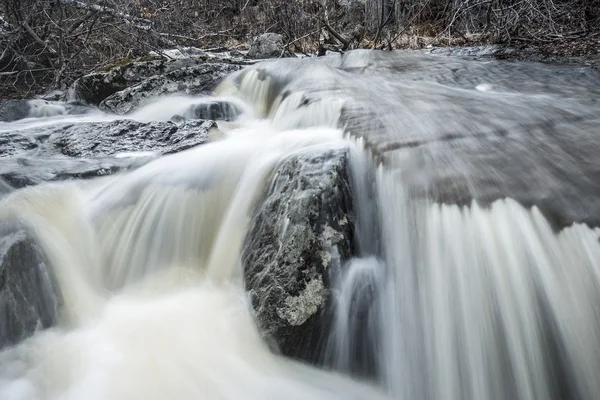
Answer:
73;51;252;113
0;119;214;188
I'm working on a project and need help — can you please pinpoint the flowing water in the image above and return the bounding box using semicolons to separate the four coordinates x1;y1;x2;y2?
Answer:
1;49;600;400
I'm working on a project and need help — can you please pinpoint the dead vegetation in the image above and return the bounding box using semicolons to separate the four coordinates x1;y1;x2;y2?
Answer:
1;0;598;98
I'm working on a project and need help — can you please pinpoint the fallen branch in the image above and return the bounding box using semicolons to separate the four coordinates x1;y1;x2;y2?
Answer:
21;21;57;54
324;22;349;50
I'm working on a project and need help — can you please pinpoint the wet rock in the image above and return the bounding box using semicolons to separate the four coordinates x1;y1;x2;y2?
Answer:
0;131;39;156
0;100;30;122
73;57;193;105
47;119;214;157
0;221;62;349
242;148;355;363
181;101;241;121
247;33;287;59
0;156;151;189
0;119;213;188
73;55;252;107
99;63;243;114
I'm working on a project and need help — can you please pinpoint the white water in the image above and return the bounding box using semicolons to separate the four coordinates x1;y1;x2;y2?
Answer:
3;52;600;400
0;93;390;400
326;152;600;400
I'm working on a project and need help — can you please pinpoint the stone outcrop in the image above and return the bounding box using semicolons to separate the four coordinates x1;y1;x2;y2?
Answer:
0;119;213;188
73;51;254;110
247;33;287;59
47;119;214;157
98;63;243;114
179;100;242;122
242;148;355;363
0;100;30;122
73;56;200;105
0;157;150;189
0;221;62;349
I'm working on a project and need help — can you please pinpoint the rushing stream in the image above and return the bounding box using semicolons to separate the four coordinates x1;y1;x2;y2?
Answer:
1;49;600;400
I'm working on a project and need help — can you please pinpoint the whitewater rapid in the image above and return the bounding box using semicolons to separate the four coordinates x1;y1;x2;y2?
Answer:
2;49;600;400
0;106;392;399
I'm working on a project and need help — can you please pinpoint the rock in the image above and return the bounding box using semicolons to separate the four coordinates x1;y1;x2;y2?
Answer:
0;100;30;122
0;221;62;349
73;57;202;105
247;33;287;59
242;148;355;363
47;119;214;157
73;57;183;105
181;101;242;121
73;54;252;107
0;130;39;156
0;156;151;189
0;100;90;122
0;119;213;188
99;63;243;114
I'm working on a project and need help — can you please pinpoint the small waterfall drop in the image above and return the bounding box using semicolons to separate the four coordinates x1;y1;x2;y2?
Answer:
2;50;600;400
0;82;389;399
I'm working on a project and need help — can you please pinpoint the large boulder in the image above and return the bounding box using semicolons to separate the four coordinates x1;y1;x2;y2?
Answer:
247;33;287;59
0;221;62;349
99;63;243;115
242;148;355;363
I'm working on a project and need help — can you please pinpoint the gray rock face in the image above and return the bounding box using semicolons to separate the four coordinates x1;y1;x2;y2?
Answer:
242;148;355;362
247;33;286;59
0;100;30;122
99;63;243;114
0;221;62;349
0;119;213;188
73;57;201;105
0;157;150;189
73;52;253;108
47;119;214;157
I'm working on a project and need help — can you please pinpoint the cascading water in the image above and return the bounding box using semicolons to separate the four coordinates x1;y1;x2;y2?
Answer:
1;49;600;400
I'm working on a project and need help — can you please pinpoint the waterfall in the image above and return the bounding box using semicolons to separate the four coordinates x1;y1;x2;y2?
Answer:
0;103;387;399
324;156;600;400
2;50;600;400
